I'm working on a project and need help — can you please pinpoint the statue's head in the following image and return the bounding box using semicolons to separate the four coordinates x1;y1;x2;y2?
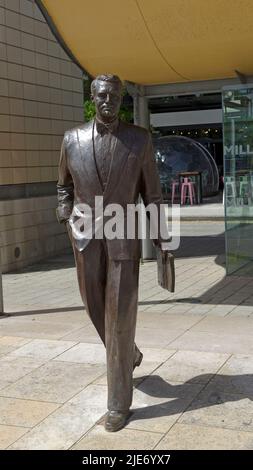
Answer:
91;74;123;122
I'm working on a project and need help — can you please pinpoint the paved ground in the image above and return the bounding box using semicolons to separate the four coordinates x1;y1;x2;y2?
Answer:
1;221;253;450
170;202;224;220
167;192;224;220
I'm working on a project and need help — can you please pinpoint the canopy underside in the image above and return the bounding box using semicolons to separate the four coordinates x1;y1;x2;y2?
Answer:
40;0;253;85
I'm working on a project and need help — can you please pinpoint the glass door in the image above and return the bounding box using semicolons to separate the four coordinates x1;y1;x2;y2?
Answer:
222;84;253;275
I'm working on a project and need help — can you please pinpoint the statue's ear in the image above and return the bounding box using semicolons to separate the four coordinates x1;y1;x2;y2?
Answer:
91;93;95;103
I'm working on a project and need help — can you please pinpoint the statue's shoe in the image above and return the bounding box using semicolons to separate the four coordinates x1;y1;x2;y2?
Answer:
133;350;143;370
105;411;129;432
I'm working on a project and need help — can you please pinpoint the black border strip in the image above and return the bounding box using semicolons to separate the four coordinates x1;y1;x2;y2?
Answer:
0;182;57;201
34;0;92;79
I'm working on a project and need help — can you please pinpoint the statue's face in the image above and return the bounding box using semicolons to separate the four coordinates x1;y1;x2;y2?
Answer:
92;81;122;121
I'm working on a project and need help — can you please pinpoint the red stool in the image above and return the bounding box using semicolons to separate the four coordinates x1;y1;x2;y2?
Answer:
181;177;196;205
171;180;179;203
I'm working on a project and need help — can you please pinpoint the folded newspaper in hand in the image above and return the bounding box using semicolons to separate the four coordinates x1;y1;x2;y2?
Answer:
156;248;175;292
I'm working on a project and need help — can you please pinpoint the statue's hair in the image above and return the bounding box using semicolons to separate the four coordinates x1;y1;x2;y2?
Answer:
91;74;123;95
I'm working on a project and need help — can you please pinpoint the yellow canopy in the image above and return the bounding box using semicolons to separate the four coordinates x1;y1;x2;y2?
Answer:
40;0;253;85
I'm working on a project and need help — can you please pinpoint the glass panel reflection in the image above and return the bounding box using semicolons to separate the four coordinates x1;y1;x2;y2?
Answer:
223;84;253;275
153;135;219;198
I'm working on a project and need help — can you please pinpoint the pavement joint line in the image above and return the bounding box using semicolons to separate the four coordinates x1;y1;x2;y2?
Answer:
224;304;244;317
0;387;62;405
183;313;209;332
5;427;32;451
153;380;209;450
70;419;164;450
154;421;253;443
0;352;102;403
169;413;253;435
4;405;64;451
3;223;253;448
153;352;234;449
164;328;193;348
0;361;107;419
70;412;108;449
10;339;80;363
56;325;91;341
127;427;164;436
71;429;96;449
134;359;175;388
1;424;30;430
4;396;61;430
66;369;108;402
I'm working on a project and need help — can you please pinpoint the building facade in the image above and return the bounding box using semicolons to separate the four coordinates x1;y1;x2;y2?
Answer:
0;0;84;273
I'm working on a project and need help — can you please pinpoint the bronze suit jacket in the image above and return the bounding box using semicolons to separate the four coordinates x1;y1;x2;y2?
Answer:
56;119;164;259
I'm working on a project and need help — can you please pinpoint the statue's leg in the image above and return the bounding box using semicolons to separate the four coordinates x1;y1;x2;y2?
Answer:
133;343;143;370
72;239;107;345
105;258;140;412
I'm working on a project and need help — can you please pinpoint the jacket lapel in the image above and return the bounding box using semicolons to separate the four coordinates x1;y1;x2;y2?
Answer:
77;120;103;197
103;121;131;202
76;120;131;201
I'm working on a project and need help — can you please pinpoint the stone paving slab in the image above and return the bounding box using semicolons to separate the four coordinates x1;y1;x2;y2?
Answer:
178;384;253;432
0;336;32;354
71;425;163;451
0;361;106;403
10;339;77;361
136;312;203;330
155;423;253;450
126;379;203;434
0;317;82;340
54;342;106;364
135;328;185;348
1;221;253;449
191;316;253;334
0;380;16;392
69;384;107;408
24;310;87;327
0;425;28;450
0;396;59;428
153;350;230;384
168;330;253;355
0;355;46;384
94;361;163;387
208;354;253;396
9;403;106;450
60;324;103;343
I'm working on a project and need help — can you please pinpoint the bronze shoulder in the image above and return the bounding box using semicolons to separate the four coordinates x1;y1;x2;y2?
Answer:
64;120;93;141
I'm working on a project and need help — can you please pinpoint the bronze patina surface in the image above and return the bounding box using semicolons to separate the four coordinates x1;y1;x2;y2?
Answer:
56;74;164;431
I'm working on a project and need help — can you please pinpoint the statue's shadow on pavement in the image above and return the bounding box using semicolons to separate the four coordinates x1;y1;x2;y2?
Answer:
129;374;253;423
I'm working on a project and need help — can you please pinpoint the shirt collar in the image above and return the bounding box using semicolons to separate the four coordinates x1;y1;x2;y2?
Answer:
95;117;119;135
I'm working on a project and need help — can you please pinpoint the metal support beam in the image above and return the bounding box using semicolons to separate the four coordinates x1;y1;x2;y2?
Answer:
144;76;253;98
126;82;155;260
235;70;248;84
133;85;150;128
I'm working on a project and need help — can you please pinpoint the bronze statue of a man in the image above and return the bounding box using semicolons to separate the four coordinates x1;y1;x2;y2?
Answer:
56;74;165;432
